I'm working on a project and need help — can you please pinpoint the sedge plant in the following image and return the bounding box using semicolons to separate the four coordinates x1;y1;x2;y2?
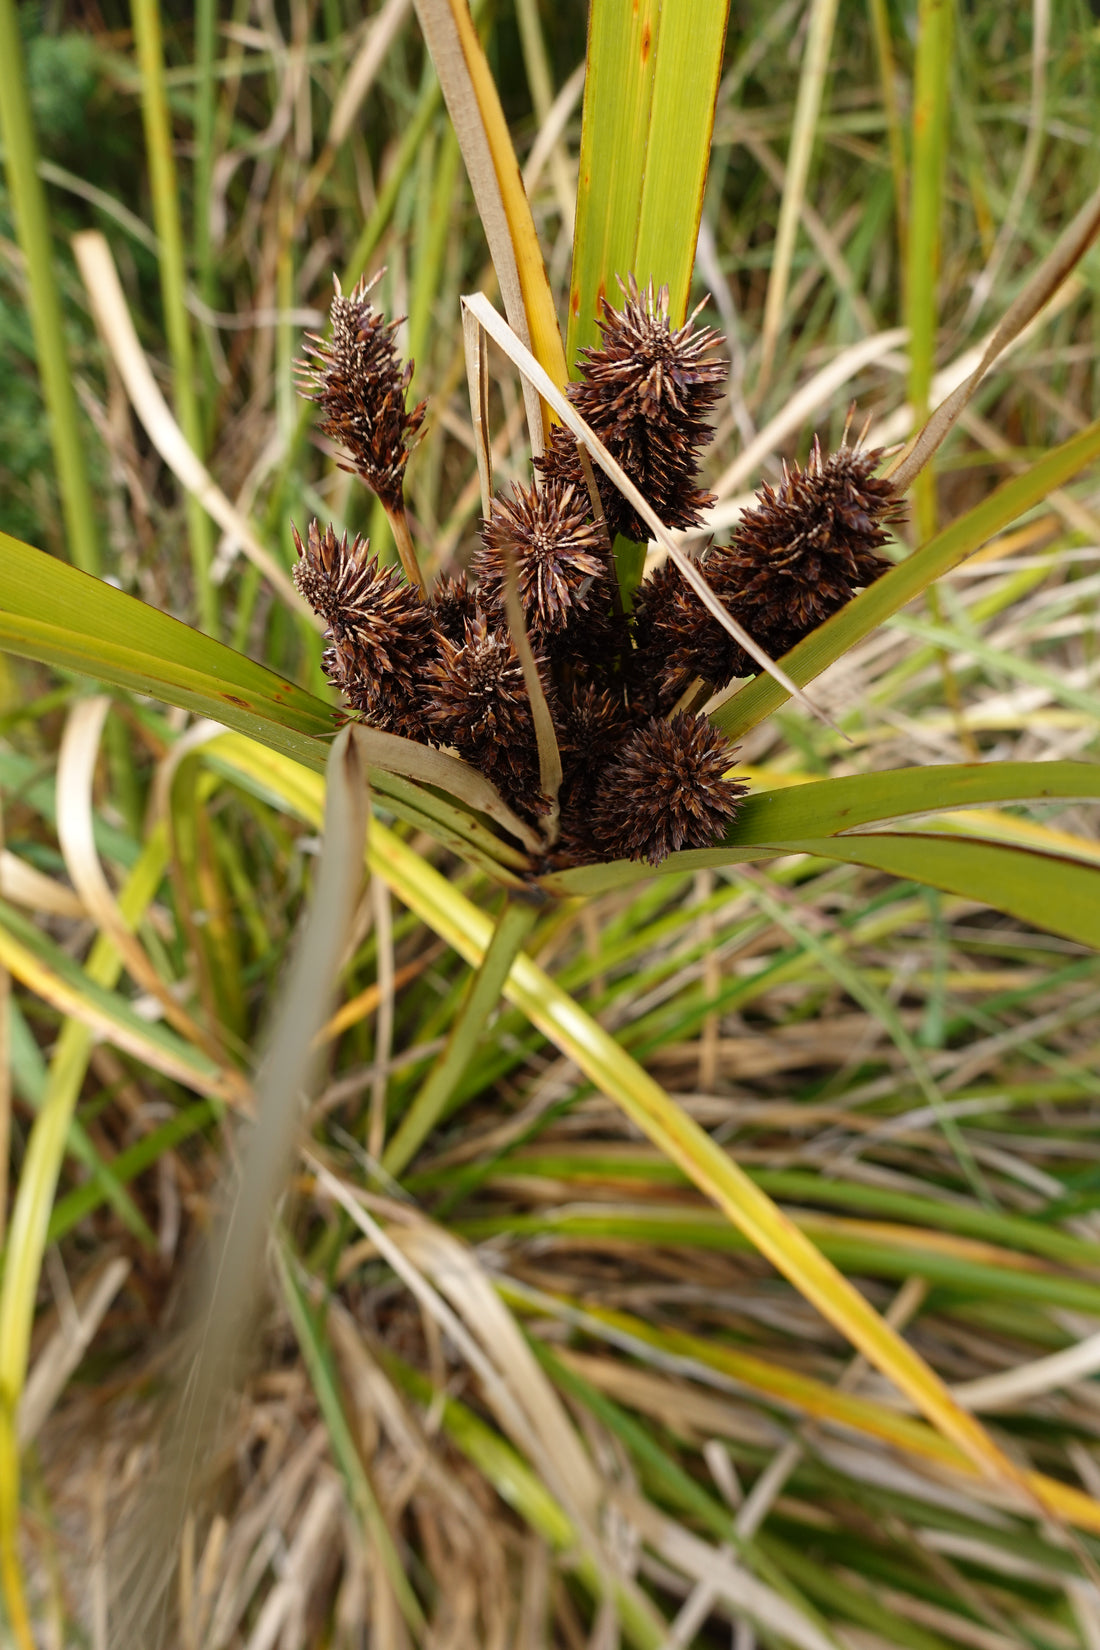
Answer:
1;0;1100;1643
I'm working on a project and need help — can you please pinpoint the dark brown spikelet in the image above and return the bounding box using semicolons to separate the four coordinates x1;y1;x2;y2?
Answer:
424;612;543;802
554;680;638;780
297;274;425;511
431;570;479;644
590;713;745;867
633;437;904;695
474;479;607;638
552;682;642;859
632;553;752;705
292;520;436;737
711;435;903;661
539;278;726;543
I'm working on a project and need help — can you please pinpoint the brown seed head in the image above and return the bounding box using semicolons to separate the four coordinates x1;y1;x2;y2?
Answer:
430;569;479;645
632;436;904;693
712;435;903;659
293;519;436;737
474;479;606;637
297;273;425;510
590;712;745;866
424;612;544;799
542;277;726;542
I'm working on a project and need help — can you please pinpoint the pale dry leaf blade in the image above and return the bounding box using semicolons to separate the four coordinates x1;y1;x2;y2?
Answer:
19;1256;131;1445
0;851;85;919
711;328;909;503
498;551;563;830
413;0;560;452
395;1223;602;1520
58;696;222;1061
622;1493;836;1650
106;726;370;1650
462;300;493;519
326;0;413;152
305;1163;550;1470
755;0;842;396
71;231;303;614
889;178;1100;492
304;1171;630;1607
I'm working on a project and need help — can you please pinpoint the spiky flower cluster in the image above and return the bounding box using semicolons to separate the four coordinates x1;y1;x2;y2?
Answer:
297;274;425;510
635;432;905;706
537;277;726;541
293;276;902;869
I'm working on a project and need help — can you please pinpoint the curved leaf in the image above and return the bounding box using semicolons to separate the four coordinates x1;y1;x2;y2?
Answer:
767;832;1100;949
541;761;1100;898
728;761;1100;841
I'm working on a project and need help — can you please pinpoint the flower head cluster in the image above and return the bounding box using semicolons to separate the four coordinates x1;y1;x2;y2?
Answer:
297;274;425;510
537;277;726;542
294;277;902;868
636;432;905;705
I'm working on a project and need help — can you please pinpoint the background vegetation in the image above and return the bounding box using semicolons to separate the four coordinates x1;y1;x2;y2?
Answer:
2;0;1100;1645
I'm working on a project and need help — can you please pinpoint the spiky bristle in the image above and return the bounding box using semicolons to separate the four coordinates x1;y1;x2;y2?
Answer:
474;479;607;638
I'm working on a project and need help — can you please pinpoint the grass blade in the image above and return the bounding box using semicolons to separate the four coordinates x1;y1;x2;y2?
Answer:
72;231;299;614
755;0;841;396
383;898;539;1177
568;0;729;368
274;1246;426;1637
414;0;566;448
129;0;216;633
904;0;955;540
0;0;100;576
764;832;1100;949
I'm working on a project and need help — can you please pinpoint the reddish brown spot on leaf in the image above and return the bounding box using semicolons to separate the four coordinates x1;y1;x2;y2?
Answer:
641;21;651;61
224;695;250;710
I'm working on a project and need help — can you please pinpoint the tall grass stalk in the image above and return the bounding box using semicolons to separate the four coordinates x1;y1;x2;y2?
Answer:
0;0;100;575
129;0;218;635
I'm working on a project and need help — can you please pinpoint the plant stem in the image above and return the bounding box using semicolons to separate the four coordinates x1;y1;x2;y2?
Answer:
0;0;101;575
130;0;218;635
384;501;426;593
383;898;539;1177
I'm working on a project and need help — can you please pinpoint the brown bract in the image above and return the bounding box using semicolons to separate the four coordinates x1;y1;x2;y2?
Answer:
590;712;746;866
297;274;426;511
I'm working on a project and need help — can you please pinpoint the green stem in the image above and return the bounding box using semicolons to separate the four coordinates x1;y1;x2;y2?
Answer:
383;898;539;1178
130;0;218;635
906;0;955;543
193;0;219;423
0;0;101;574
